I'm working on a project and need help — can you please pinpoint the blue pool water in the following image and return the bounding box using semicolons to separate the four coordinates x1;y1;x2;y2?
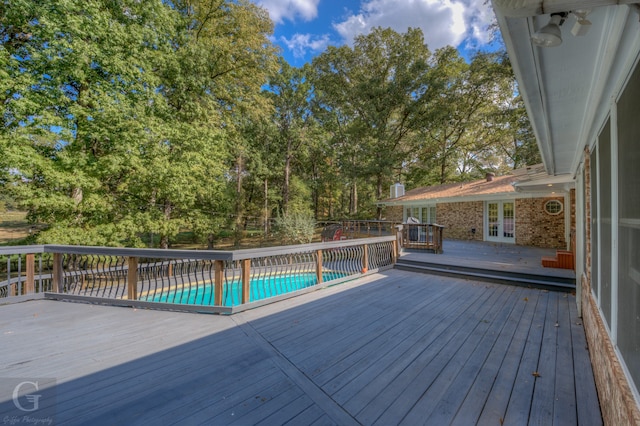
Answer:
145;271;347;307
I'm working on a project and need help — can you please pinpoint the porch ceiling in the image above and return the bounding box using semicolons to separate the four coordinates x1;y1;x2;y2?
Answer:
493;1;640;176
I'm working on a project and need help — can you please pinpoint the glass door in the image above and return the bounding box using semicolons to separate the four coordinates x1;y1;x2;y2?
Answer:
486;201;515;243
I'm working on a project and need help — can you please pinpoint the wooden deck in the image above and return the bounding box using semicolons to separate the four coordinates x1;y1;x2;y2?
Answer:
0;270;601;425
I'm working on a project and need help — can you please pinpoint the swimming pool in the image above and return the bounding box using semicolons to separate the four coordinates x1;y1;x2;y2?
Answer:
143;271;347;307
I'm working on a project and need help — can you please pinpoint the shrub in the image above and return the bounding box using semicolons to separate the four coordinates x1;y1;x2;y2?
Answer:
274;212;316;245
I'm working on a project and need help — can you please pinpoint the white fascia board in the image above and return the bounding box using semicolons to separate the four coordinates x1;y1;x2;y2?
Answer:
379;190;566;207
495;12;555;174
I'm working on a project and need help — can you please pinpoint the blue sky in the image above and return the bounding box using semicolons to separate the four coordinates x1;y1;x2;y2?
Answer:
252;0;500;66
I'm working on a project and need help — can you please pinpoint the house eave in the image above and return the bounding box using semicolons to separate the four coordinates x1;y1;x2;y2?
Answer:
494;2;640;176
378;190;567;207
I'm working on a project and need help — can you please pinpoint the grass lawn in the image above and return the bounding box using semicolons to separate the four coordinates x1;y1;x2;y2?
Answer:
0;212;324;249
0;211;34;245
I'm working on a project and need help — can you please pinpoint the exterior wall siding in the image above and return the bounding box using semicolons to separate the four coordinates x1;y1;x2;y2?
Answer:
384;205;404;223
387;196;567;248
515;197;566;249
436;201;484;241
581;149;640;426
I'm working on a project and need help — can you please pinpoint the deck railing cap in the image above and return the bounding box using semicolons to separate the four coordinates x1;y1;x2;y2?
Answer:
1;236;396;261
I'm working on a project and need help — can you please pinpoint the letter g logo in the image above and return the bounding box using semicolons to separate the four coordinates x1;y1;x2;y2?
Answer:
12;381;41;412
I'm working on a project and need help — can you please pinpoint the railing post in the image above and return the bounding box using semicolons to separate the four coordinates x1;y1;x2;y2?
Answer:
25;254;35;294
127;257;138;300
52;253;64;293
214;260;224;306
241;259;250;304
316;250;323;284
362;244;369;273
392;240;398;264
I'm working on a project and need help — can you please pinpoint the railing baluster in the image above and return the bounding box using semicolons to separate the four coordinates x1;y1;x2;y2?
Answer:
362;244;369;273
52;253;63;293
214;260;224;306
316;250;323;284
241;258;250;304
127;257;138;300
25;254;34;294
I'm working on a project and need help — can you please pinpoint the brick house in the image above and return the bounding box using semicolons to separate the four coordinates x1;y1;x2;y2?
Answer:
492;1;640;424
379;165;574;249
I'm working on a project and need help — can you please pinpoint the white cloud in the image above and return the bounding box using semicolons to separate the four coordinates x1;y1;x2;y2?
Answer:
461;0;496;47
280;33;331;58
333;0;495;51
255;0;321;24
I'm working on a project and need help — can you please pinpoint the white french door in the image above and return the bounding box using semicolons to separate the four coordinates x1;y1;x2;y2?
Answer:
486;201;515;243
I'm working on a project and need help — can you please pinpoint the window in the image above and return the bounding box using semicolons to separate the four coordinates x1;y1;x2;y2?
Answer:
598;118;612;327
405;205;436;223
616;60;640;390
544;199;563;215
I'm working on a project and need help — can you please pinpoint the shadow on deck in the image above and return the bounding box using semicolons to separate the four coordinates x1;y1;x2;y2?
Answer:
0;268;600;425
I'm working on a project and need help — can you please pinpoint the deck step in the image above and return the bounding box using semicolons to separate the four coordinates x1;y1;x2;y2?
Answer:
395;259;576;292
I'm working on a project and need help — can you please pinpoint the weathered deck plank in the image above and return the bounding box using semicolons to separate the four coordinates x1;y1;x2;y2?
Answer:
450;287;539;425
553;294;578;426
409;288;526;425
570;294;603;426
501;290;549;424
0;270;601;425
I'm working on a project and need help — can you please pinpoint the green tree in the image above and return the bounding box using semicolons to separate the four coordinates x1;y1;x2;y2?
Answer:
2;0;179;245
408;49;521;186
1;0;277;247
265;60;314;216
311;27;433;217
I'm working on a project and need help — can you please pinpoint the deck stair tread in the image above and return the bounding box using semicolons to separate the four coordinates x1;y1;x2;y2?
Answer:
395;258;576;292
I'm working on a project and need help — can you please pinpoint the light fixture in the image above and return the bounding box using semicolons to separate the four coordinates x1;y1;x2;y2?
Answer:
571;10;592;37
531;12;568;47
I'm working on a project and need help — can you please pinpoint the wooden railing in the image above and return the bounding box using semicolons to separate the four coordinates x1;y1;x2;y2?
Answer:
336;220;402;239
0;236;398;314
401;224;445;253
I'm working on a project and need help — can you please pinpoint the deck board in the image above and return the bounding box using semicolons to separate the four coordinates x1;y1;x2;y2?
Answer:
0;269;601;425
450;286;538;425
570;295;603;426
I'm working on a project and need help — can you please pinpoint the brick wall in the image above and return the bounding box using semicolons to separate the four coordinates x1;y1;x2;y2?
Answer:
583;278;640;425
388;197;566;248
580;148;640;426
436;201;484;241
383;205;404;222
515;197;566;249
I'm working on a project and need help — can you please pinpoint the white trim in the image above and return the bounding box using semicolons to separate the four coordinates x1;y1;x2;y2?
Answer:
381;190;568;207
610;100;619;344
570;5;629;176
596;140;602;302
403;204;437;223
485;200;516;244
544;199;564;216
575;163;584;317
563;193;571;251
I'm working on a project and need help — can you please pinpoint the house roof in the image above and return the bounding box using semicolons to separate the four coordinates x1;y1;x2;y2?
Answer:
380;164;574;205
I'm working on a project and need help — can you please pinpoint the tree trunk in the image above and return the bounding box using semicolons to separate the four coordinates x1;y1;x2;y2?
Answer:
234;155;244;248
376;175;383;219
160;200;172;249
282;146;291;215
264;178;269;236
349;180;358;216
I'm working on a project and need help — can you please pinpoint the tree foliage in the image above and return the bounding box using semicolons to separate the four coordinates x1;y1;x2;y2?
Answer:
1;8;538;247
1;0;277;247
